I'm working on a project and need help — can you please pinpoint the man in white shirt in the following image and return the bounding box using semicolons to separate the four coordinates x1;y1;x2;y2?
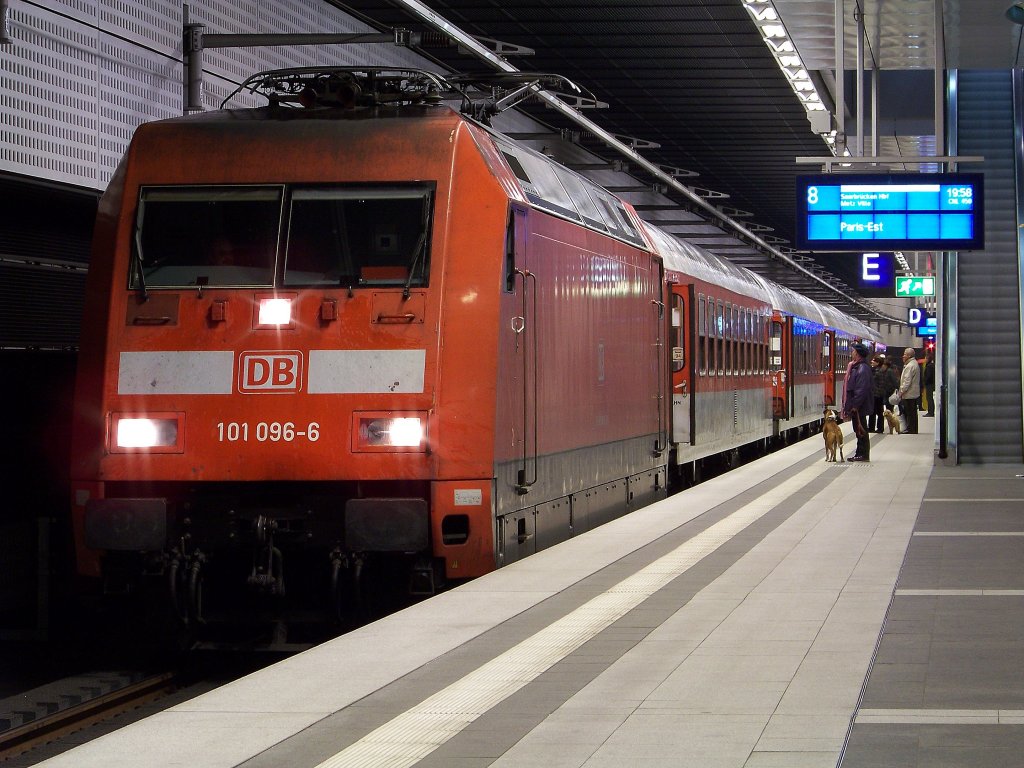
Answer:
898;347;921;435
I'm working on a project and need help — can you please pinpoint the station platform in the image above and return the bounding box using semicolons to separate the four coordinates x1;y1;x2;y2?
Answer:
34;427;1024;768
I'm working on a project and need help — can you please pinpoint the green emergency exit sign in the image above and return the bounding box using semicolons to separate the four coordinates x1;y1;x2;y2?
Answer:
895;276;935;297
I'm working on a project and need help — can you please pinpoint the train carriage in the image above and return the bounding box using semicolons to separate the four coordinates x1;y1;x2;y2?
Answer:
69;68;880;634
483;133;667;565
644;227;774;464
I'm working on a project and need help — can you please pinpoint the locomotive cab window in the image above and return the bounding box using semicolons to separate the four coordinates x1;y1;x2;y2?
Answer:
130;184;433;291
283;185;433;288
132;186;281;289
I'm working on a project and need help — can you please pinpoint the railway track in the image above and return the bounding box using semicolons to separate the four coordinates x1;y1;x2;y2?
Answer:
0;671;177;760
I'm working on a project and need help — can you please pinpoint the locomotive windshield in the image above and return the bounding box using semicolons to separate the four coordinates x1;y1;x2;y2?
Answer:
130;184;434;290
283;186;433;288
133;187;280;289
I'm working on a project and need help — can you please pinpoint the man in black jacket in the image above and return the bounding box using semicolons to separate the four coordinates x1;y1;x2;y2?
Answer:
869;354;886;433
922;349;935;417
843;343;874;462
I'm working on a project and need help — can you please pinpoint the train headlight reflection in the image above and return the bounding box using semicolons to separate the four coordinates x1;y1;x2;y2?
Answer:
116;418;179;448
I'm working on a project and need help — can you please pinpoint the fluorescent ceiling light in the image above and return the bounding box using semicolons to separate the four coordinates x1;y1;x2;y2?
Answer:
741;0;836;153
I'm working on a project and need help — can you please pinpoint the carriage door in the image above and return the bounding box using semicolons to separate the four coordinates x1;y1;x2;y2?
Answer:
507;206;537;496
823;332;835;406
770;316;788;419
670;285;694;445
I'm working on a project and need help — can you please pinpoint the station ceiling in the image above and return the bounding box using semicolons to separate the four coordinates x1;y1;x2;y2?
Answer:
328;0;1019;324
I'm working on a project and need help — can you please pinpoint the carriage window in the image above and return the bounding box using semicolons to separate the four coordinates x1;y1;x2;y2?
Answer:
755;314;761;374
553;168;608;232
716;301;725;375
732;306;739;375
588;188;646;247
723;302;731;374
499;145;580;222
738;309;744;374
748;311;755;374
755;315;761;374
284;185;433;287
132;186;280;288
762;316;770;373
708;298;717;376
754;314;760;373
698;295;707;375
744;310;751;374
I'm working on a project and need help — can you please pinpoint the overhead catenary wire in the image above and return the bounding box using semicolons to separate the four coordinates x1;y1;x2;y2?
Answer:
389;0;901;325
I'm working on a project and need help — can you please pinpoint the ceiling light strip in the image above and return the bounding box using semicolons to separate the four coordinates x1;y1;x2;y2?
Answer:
740;0;836;152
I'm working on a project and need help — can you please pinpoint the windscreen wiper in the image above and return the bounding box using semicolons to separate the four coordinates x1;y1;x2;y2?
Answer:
133;222;149;301
403;229;428;301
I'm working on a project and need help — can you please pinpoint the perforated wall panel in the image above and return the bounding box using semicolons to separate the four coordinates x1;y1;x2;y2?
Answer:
1;1;443;190
99;0;180;53
1;4;100;186
195;0;435;108
97;34;182;184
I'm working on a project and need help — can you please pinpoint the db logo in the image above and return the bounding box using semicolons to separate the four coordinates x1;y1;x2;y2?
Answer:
238;351;303;394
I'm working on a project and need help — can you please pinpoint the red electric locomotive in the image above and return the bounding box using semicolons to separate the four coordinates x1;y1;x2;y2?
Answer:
69;67;878;635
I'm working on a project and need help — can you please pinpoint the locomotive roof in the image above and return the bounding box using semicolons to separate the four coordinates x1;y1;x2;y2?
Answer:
150;102;461;126
639;210;879;342
471;115;881;343
136;101;879;344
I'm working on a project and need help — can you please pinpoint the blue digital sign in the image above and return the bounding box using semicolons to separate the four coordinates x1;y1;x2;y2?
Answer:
796;173;984;252
908;308;935;326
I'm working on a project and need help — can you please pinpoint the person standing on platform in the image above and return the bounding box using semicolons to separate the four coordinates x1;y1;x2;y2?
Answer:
869;354;886;433
898;347;921;434
843;343;873;462
880;358;899;432
922;349;935;417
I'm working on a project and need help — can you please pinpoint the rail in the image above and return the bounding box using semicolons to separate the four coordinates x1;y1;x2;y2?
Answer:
0;672;176;760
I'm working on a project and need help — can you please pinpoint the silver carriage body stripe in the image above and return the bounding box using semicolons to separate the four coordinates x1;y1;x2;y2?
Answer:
308;349;426;394
118;351;234;395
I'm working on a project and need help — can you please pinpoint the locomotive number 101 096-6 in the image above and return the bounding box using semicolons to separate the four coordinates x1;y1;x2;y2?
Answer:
216;421;321;442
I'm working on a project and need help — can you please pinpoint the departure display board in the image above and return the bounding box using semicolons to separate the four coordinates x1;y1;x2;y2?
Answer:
795;173;984;252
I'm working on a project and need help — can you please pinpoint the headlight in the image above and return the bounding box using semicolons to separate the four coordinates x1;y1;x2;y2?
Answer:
356;415;425;450
258;297;292;326
115;418;179;448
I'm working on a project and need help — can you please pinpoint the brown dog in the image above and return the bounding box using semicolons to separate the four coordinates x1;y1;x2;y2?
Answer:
823;408;844;462
883;408;901;435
